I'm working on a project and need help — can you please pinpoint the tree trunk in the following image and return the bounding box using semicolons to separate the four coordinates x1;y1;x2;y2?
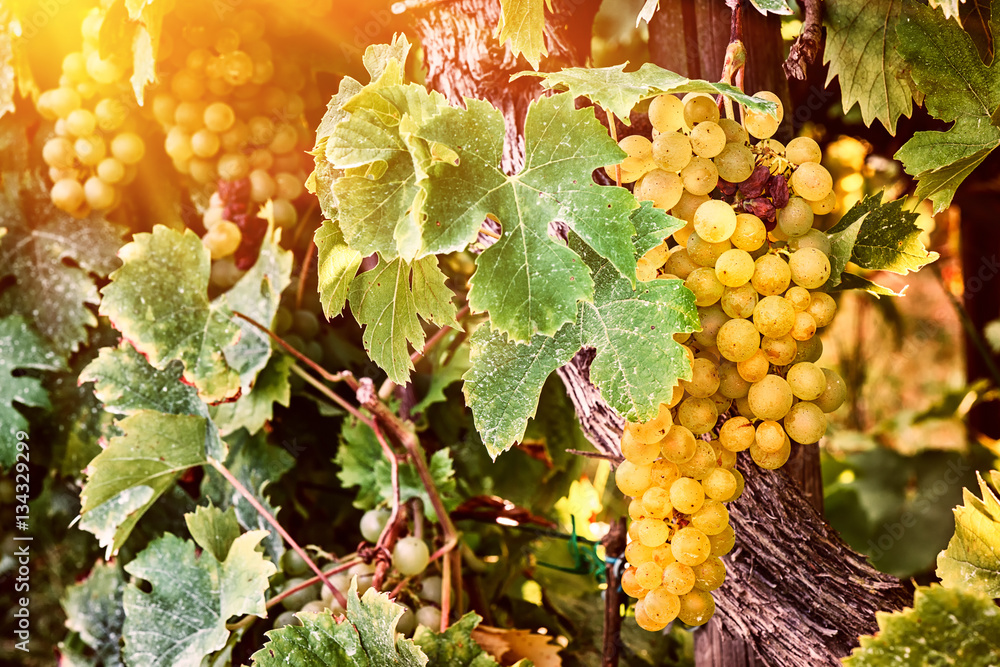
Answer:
410;1;910;665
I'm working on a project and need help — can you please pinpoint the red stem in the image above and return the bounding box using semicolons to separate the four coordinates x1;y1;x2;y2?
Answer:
208;457;348;609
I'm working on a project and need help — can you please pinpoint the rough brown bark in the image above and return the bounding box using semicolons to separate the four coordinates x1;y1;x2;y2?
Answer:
411;0;600;172
561;362;912;664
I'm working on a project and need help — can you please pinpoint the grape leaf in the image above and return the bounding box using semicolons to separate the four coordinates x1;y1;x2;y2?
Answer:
516;62;777;123
417;94;639;341
937;470;1000;597
185;504;241;563
636;0;658;26
413;612;500;666
0;314;66;468
832;272;905;297
328;82;450;260
123;0;169;104
220;223;293;394
348;255;459;384
252;583;427;667
630;201;685;258
464;235;698;458
823;0;915;135
60;561;126;667
843;585;1000;666
496;0;548;69
200;429;294;565
336;418;459;522
894;0;1000;211
79;411;208;557
315;219;363;318
80;341;225;460
748;0;793;14
99;225;241;403
0;171;126;357
210;352;293;437
824;192;938;292
122;530;276;667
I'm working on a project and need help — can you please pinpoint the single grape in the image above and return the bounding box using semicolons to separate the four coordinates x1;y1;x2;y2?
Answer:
748;375;794;420
634;561;664;590
755;420;787;454
786;136;822;165
716;318;759;363
669;477;705;514
784;401;827;444
786;362;826;400
761;333;798;366
281;549;310;577
721;283;758;319
777;197;815;237
751;254;791;296
74;135;106;166
418;576;443;604
644;586;681;625
743;91;782;139
359;508;390;543
640;486;673;519
693;200;737;243
415;606;442;630
662;562;696;595
660;424;697;464
635;169;684;210
687;233;731;268
790;162;834;201
83;176;115;210
202;220;242;259
713;142;755;182
191;129;221;158
682;93;720;128
692;557;726;591
791;311;818;341
690;500;729;535
396;605;417;635
280;577;321;611
652;130;693;172
393;536;430;576
681;157;719;196
736;349;769;383
622;567;648;598
42;137;75;169
814;368;847;412
677;397;718;435
616;461;653;497
635;517;670;547
788;247;831;289
671;526;711;566
715;249;754;287
807;292;837;327
65;108;96;137
50;178;86;213
690;121;726;158
753;295;796;338
810;190;837;215
685;267;725;307
702;468;737;501
718;361;751;399
649;94;685;132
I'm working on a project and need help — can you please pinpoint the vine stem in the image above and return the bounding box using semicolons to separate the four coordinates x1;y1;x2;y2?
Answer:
263;556;361;610
371;423;406;591
207;457;348;609
294;242;316;311
231;311;351;384
292;364;373;426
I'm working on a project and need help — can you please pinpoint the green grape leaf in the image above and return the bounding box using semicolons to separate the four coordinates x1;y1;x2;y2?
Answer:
220;223;293;393
630;201;685;258
516;62;777;123
123;530;276;667
0;314;66;468
418;94;639;341
496;0;547;69
184;503;241;563
210;352;293;437
937;470;1000;597
252;583;427;667
200;429;295;565
79;411;208;557
348;255;459;384
80;341;225;460
413;612;500;666
99;225;241;402
335;419;459;522
315;219;363;318
844;585;1000;666
894;0;1000;211
412;332;471;414
636;0;658;26
823;0;915;135
60;561;126;667
0;171;126;357
824;192;938;291
465;235;699;457
328;82;450;259
748;0;793;14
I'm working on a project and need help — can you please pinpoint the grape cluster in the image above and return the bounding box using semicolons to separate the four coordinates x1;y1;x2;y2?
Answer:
608;92;848;631
37;8;146;216
148;6;311;267
272;509;441;634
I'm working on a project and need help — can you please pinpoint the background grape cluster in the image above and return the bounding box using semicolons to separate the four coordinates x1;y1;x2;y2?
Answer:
610;92;848;631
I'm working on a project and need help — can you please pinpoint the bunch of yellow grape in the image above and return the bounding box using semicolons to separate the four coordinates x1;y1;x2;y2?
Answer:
146;4;312;268
37;8;146;217
607;91;848;631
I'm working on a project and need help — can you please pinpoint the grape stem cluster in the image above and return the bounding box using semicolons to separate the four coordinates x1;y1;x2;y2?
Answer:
234;310;462;632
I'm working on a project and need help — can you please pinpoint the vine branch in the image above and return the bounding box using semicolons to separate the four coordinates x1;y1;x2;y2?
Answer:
783;0;823;80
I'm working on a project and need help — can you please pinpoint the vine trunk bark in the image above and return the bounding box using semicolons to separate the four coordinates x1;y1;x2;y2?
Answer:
410;1;911;665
